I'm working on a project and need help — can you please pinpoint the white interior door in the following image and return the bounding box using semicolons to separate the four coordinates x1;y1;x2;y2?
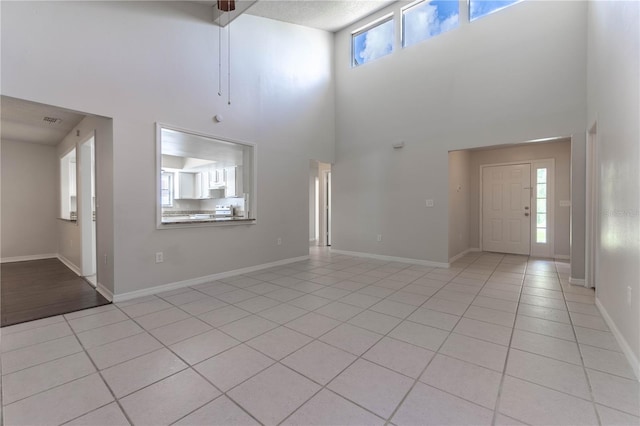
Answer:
482;164;531;255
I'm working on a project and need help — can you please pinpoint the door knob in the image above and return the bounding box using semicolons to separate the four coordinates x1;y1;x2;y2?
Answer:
524;206;529;210
524;212;530;216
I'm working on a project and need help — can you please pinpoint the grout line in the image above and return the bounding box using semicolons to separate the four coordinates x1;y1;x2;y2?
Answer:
62;313;137;426
555;263;604;426
0;252;625;425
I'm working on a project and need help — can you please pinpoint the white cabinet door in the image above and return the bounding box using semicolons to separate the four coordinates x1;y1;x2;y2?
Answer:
225;167;236;197
176;172;195;199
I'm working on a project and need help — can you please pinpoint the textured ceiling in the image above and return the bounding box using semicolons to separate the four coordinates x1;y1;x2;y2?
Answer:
246;1;397;32
199;0;397;32
1;96;85;146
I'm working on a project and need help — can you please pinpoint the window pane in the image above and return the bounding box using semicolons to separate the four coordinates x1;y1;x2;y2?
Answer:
469;0;523;21
537;198;546;213
537;228;547;243
403;0;459;48
537;183;547;198
537;168;547;184
536;213;546;227
353;18;394;67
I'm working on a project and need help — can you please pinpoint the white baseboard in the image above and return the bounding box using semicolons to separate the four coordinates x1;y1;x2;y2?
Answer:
97;283;113;302
569;277;586;286
595;298;640;381
449;248;481;264
330;249;450;269
554;254;571;260
57;254;81;276
113;255;310;303
0;253;57;263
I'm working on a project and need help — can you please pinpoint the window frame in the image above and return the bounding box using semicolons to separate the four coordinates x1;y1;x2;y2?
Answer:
59;147;77;222
156;123;257;229
530;159;555;258
468;0;524;22
351;13;395;68
401;0;460;48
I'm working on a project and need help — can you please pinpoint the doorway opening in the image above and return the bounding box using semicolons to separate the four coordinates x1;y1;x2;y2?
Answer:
309;160;332;247
448;138;572;261
0;96;111;326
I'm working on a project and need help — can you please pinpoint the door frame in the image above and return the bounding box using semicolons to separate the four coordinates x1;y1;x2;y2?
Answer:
479;158;555;257
324;170;332;246
79;131;98;286
585;122;598;288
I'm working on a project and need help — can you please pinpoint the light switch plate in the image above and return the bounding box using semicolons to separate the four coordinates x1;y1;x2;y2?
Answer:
426;199;434;207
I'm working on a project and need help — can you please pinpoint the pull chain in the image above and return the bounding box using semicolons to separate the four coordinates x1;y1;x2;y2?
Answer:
218;23;222;97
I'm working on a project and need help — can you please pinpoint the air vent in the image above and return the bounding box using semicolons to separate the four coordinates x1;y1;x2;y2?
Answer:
43;116;63;125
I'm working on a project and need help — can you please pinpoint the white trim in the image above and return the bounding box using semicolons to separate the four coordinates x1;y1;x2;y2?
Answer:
57;254;81;276
113;255;309;303
449;248;481;264
0;253;57;263
96;283;113;302
569;277;585;286
595;298;640;381
554;254;571;260
330;249;449;268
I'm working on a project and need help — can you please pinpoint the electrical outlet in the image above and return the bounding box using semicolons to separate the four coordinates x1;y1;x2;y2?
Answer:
155;252;164;263
627;286;632;306
277;237;282;245
376;234;382;242
426;199;434;207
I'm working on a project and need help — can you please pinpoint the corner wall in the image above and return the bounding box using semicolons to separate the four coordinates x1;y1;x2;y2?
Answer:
448;150;471;260
587;0;640;376
55;115;115;294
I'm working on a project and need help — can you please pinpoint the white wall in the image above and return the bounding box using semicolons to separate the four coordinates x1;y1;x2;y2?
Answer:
467;140;572;257
587;0;639;375
0;140;58;260
333;1;587;264
1;1;335;295
55;115;114;292
448;150;470;259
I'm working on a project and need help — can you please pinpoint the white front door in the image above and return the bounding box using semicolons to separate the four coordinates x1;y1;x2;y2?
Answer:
482;164;531;255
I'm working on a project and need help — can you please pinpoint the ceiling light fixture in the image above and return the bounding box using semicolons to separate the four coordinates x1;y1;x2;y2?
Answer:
217;0;235;12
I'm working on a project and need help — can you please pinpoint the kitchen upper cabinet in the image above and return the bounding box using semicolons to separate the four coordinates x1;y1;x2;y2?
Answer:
176;172;195;199
176;172;210;199
224;166;243;198
209;167;225;189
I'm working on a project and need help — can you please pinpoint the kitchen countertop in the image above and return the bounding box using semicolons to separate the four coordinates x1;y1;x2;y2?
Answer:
161;216;254;225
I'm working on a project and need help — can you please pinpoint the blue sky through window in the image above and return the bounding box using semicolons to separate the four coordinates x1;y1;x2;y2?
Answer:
469;0;523;21
403;0;459;48
352;17;394;67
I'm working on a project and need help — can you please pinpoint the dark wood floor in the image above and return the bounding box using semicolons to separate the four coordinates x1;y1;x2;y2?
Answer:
1;258;110;327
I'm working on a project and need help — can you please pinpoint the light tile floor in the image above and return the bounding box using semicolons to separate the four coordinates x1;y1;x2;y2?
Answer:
1;249;639;425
